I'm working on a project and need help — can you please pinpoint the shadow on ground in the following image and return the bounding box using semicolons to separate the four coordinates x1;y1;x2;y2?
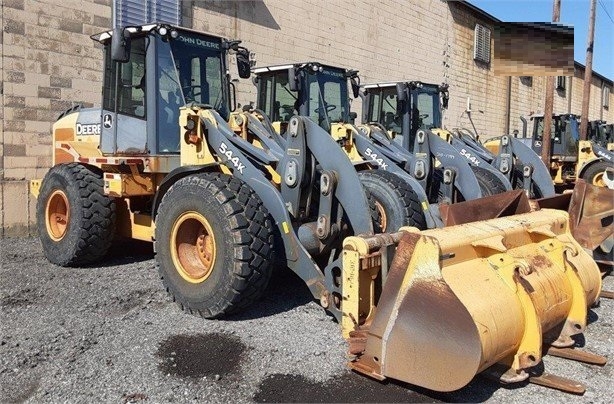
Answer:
93;238;155;267
253;371;507;403
225;267;314;321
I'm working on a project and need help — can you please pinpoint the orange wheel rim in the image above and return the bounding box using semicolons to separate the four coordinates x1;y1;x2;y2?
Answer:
170;212;216;284
592;172;605;187
45;190;70;241
375;201;388;233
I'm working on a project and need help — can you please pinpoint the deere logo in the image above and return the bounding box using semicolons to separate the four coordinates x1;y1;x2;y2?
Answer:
103;114;113;129
177;35;220;50
76;123;101;135
321;69;344;78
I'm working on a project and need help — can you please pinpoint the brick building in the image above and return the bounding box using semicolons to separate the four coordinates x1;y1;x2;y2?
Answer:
1;0;613;236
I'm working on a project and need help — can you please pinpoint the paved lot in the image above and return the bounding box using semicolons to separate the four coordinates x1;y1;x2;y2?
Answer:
1;237;612;403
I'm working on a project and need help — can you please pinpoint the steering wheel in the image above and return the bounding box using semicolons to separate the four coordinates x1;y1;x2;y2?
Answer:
419;113;429;120
315;104;337;114
182;85;201;100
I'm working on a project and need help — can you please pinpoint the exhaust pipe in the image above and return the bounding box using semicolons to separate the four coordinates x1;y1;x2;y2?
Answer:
520;116;528;137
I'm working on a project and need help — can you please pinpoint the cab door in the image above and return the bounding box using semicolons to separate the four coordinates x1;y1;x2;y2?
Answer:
100;36;148;155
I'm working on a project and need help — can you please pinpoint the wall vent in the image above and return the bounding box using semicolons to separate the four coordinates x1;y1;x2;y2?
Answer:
474;24;491;64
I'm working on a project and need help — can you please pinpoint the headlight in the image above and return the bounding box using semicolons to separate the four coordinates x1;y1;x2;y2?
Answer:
186;118;196;130
158;26;168;36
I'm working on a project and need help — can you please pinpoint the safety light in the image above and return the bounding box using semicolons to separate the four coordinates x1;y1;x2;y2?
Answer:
170;30;179;39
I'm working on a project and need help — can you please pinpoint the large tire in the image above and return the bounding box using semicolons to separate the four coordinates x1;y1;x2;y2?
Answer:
36;163;116;266
358;170;427;233
581;160;611;187
155;173;274;318
471;166;507;196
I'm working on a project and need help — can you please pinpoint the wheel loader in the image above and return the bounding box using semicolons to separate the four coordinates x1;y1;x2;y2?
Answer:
251;63;504;208
485;113;613;188
361;81;557;198
30;24;607;394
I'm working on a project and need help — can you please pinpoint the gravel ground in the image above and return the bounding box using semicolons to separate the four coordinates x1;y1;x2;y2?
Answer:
1;237;612;403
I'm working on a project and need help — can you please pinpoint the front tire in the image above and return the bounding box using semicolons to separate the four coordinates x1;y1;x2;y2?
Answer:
358;170;427;233
36;163;116;266
471;166;507;196
155;173;274;318
581;160;611;187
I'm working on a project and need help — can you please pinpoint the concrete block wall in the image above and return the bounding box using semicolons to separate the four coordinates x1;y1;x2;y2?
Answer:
445;1;510;138
1;0;613;236
1;0;112;237
189;0;451;121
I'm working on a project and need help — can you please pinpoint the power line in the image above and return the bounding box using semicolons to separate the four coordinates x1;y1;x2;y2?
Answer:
598;0;614;24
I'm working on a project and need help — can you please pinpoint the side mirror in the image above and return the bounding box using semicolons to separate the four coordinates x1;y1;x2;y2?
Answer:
396;83;406;101
236;48;251;79
287;67;298;92
111;27;131;63
350;77;360;99
439;83;449;110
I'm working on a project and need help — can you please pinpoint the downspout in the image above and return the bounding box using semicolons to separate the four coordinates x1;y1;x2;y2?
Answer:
567;76;573;114
504;76;512;134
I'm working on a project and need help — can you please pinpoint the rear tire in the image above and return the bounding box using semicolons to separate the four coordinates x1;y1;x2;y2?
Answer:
155;173;274;318
581;160;611;187
358;170;427;233
36;163;116;266
471;166;507;196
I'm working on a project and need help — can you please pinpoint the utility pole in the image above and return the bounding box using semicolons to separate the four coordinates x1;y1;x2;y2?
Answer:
541;0;561;163
580;0;597;140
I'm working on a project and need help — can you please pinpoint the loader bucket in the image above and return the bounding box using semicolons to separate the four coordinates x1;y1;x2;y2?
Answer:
535;180;614;266
439;189;531;225
343;209;601;392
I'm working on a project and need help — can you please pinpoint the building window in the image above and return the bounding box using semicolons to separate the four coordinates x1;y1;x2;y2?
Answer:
473;24;491;64
114;0;182;28
556;76;566;90
604;86;610;109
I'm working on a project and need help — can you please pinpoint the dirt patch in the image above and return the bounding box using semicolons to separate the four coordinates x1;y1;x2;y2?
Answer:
253;373;441;403
85;287;167;316
156;333;245;379
1;288;42;307
529;254;551;271
0;374;40;403
122;392;148;403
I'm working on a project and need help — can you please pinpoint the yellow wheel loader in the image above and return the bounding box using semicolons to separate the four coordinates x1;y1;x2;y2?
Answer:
485;113;613;188
251;63;510;213
362;81;557;199
30;24;606;394
360;80;520;200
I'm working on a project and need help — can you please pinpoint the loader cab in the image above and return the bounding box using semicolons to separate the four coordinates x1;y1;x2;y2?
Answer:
253;62;358;133
363;82;446;151
588;120;608;147
529;114;579;160
94;24;238;156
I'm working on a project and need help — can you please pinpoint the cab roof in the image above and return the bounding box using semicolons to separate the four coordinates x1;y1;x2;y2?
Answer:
90;23;227;44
